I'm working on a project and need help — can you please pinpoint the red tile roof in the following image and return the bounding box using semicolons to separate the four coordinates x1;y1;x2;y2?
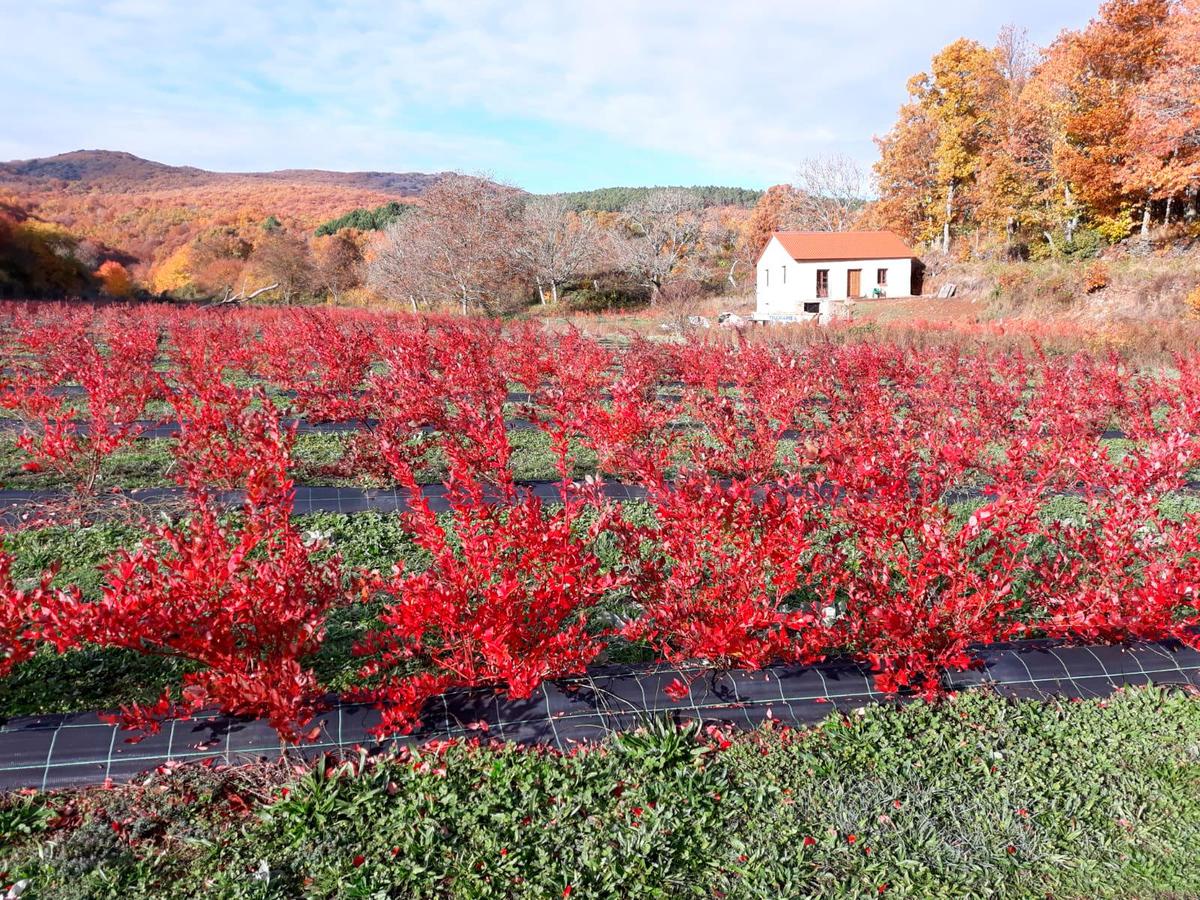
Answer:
771;230;914;262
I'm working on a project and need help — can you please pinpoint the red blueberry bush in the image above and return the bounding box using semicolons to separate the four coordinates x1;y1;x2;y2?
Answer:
1024;428;1200;646
623;475;828;671
0;546;60;678
1;316;162;493
354;451;634;737
37;486;343;741
254;308;379;422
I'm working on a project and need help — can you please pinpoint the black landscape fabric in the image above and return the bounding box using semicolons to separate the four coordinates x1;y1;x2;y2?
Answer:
3;480;1200;524
0;639;1197;792
0;482;654;523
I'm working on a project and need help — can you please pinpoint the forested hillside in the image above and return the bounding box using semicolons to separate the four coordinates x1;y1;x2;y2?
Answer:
0;152;758;304
552;186;761;213
0;151;442;298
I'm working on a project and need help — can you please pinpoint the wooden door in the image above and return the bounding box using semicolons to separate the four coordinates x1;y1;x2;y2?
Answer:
847;269;862;298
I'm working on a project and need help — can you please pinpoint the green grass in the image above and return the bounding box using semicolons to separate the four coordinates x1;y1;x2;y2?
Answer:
0;429;594;491
0;424;1176;494
1;688;1198;898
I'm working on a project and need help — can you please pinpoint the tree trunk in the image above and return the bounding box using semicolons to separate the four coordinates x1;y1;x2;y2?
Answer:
1186;185;1198;221
535;277;547;305
1140;196;1153;241
942;182;955;255
1064;185;1078;246
550;280;559;305
1164;196;1173;226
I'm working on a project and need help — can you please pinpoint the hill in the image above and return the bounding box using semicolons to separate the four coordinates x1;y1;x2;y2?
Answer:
0;150;444;196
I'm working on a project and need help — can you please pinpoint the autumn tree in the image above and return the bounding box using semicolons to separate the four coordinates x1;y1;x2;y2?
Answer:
995;24;1035;99
702;206;752;290
1127;0;1200;224
514;195;599;304
172;226;252;298
739;185;799;262
869;90;940;243
94;260;134;297
367;174;523;314
1048;0;1171;235
150;245;194;296
973;27;1043;251
1009;31;1090;251
922;39;1008;253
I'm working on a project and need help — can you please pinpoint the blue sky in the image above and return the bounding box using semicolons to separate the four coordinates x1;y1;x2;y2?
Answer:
0;0;1100;192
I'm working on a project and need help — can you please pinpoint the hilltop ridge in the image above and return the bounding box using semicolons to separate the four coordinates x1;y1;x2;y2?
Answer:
0;149;446;196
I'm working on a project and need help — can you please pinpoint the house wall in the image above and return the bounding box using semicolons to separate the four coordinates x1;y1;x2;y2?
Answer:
754;237;914;322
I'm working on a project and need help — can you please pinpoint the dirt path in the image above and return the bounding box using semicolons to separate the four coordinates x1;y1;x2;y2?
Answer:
849;296;984;325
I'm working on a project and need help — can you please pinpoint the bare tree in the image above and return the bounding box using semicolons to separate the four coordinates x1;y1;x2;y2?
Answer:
367;174;523;315
614;188;704;303
514;195;599;304
995;25;1034;100
250;231;314;303
788;155;870;232
700;210;749;291
315;231;363;303
204;281;280;309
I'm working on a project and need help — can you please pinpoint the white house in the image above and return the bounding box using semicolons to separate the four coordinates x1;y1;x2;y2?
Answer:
754;231;916;323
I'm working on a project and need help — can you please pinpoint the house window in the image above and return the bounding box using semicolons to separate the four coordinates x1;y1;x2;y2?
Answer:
782;266;787;284
764;268;769;287
816;269;829;299
877;268;888;286
803;301;821;314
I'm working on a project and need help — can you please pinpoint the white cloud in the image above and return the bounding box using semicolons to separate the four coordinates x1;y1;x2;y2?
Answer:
0;0;1101;189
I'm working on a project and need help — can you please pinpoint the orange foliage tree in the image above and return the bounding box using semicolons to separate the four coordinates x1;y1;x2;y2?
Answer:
95;260;134;297
738;185;799;264
1127;0;1200;222
1050;0;1171;232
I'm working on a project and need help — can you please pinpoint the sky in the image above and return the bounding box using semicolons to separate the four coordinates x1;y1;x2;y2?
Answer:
0;0;1101;193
